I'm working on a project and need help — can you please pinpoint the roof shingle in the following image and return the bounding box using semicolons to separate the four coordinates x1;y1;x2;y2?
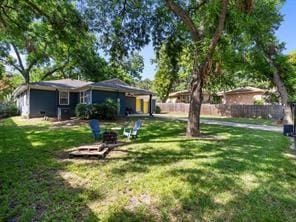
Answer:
31;79;93;89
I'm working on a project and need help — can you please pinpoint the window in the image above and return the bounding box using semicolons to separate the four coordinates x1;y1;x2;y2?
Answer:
80;91;90;104
59;91;69;105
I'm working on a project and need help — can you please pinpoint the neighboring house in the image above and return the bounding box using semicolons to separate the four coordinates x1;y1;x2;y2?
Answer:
218;87;266;105
13;78;155;118
166;90;210;103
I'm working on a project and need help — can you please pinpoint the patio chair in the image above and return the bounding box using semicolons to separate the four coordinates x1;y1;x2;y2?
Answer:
89;119;102;140
123;119;142;139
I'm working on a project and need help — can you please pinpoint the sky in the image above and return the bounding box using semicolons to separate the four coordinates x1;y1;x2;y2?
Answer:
140;0;296;80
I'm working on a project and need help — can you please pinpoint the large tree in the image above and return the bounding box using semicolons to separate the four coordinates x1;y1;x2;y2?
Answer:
82;0;238;136
235;0;294;123
82;0;284;136
0;0;107;83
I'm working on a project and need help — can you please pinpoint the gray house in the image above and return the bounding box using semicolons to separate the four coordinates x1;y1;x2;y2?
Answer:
13;78;155;118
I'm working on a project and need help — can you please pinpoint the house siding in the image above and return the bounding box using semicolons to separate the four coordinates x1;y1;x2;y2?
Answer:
16;90;30;117
223;92;265;105
91;90;126;115
29;89;57;117
58;91;79;116
29;89;79;117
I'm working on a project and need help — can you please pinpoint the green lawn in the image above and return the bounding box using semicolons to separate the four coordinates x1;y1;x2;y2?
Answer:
1;117;295;221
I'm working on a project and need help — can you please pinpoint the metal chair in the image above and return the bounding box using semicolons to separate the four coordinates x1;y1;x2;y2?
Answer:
123;119;142;139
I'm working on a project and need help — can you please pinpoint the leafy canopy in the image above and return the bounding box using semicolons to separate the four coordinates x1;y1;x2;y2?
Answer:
0;0;108;83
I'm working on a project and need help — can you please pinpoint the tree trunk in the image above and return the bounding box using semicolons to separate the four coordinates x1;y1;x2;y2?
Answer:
165;0;229;137
187;58;204;137
23;71;30;84
272;69;293;124
265;54;293;124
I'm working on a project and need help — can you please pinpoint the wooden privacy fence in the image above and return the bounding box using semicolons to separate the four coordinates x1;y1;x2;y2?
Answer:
157;103;284;120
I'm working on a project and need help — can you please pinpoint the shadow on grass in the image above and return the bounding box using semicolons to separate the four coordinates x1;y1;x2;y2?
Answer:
0;118;98;221
1;117;296;221
100;119;296;221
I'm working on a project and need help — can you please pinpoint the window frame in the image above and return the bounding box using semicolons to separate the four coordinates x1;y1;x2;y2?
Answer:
80;91;90;104
59;91;69;105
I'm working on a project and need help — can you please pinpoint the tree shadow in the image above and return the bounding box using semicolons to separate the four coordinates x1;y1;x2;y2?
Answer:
89;120;296;221
164;128;296;220
0;118;99;221
2;117;295;221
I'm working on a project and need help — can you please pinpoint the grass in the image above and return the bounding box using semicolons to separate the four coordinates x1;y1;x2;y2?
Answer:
1;117;295;221
160;112;277;126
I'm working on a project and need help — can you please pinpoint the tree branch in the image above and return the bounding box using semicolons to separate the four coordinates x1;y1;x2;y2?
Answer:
23;0;51;21
188;0;208;13
26;43;49;73
200;0;228;79
206;0;229;59
0;57;23;74
164;0;200;41
11;44;25;71
0;6;24;30
41;60;69;80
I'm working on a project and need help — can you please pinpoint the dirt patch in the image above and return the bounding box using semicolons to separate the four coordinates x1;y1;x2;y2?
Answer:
126;194;152;210
125;194;161;220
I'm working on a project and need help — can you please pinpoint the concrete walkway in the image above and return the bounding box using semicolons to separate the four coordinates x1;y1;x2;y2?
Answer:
154;114;282;133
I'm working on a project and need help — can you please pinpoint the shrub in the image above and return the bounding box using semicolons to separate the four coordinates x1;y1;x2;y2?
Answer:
75;103;89;119
155;105;161;114
0;103;19;118
90;103;104;119
75;98;118;120
254;99;264;105
103;98;118;120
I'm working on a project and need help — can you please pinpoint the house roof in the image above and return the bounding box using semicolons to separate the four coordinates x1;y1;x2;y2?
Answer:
217;87;266;96
169;90;190;97
30;79;93;89
13;78;154;97
168;90;209;97
91;78;154;95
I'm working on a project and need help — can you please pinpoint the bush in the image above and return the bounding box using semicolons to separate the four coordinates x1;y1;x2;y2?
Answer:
75;98;118;120
254;99;264;105
103;98;118;120
75;103;89;119
155;105;161;114
89;103;104;119
0;103;19;118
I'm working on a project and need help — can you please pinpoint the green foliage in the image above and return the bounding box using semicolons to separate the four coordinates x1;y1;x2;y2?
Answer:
75;103;89;119
82;0;286;136
254;99;264;105
287;51;296;101
155;105;161;114
288;51;296;66
0;103;19;118
103;98;118;120
106;53;144;84
0;74;23;102
0;0;108;83
153;42;180;102
264;91;280;104
75;99;118;120
135;78;153;91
